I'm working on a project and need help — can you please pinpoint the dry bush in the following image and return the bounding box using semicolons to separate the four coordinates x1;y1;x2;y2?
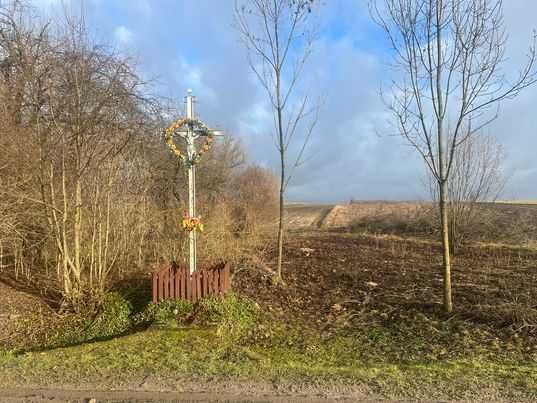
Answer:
230;165;279;233
0;2;50;279
462;203;537;246
426;135;505;250
165;163;279;269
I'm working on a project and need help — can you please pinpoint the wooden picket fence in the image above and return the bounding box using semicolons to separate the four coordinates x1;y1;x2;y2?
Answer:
151;262;231;303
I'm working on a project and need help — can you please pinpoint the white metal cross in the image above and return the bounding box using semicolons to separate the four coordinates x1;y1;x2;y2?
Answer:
173;90;223;274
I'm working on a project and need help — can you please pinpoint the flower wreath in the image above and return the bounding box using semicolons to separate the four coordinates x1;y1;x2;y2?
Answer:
164;118;215;165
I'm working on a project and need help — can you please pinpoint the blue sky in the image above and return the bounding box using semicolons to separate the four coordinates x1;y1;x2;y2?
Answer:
34;0;537;202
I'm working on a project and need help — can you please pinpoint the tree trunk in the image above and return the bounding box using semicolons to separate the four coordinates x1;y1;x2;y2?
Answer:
74;177;82;294
276;166;284;281
275;59;285;281
449;207;457;256
435;0;453;313
439;180;453;313
276;104;285;281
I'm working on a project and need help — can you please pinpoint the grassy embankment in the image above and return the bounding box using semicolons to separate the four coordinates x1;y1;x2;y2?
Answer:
1;290;536;400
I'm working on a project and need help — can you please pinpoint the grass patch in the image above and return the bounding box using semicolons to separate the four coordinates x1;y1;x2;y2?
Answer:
1;325;536;400
2;290;536;399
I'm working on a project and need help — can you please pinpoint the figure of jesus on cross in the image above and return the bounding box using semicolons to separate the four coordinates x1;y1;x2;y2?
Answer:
164;90;223;274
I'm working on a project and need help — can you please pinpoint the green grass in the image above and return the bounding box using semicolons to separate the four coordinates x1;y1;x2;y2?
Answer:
2;293;537;400
1;324;536;400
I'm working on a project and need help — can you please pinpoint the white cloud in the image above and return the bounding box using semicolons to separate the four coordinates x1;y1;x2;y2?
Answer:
113;25;133;45
171;57;217;105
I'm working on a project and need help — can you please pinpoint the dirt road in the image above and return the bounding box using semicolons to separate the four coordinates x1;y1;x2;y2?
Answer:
1;388;356;403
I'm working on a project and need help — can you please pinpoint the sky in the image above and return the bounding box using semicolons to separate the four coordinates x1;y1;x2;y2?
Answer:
32;0;537;203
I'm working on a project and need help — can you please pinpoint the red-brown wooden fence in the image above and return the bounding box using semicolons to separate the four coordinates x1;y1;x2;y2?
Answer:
151;262;231;303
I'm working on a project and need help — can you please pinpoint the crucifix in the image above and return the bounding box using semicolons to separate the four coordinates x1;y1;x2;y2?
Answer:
165;89;223;274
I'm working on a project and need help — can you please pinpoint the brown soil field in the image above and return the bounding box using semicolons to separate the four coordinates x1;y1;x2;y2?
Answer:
236;231;537;339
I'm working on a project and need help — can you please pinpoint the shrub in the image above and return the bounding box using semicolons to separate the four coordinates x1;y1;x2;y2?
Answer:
132;299;194;329
133;294;259;339
193;294;260;341
85;292;133;339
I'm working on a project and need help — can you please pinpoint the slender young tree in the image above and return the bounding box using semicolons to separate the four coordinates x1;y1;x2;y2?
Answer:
372;0;536;312
234;0;319;281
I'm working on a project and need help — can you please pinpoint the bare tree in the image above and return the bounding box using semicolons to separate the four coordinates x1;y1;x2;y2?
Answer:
372;0;536;312
28;11;150;306
428;131;505;252
234;0;319;281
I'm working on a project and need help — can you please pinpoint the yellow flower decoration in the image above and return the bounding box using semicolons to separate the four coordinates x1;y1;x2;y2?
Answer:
164;117;188;161
182;212;204;232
